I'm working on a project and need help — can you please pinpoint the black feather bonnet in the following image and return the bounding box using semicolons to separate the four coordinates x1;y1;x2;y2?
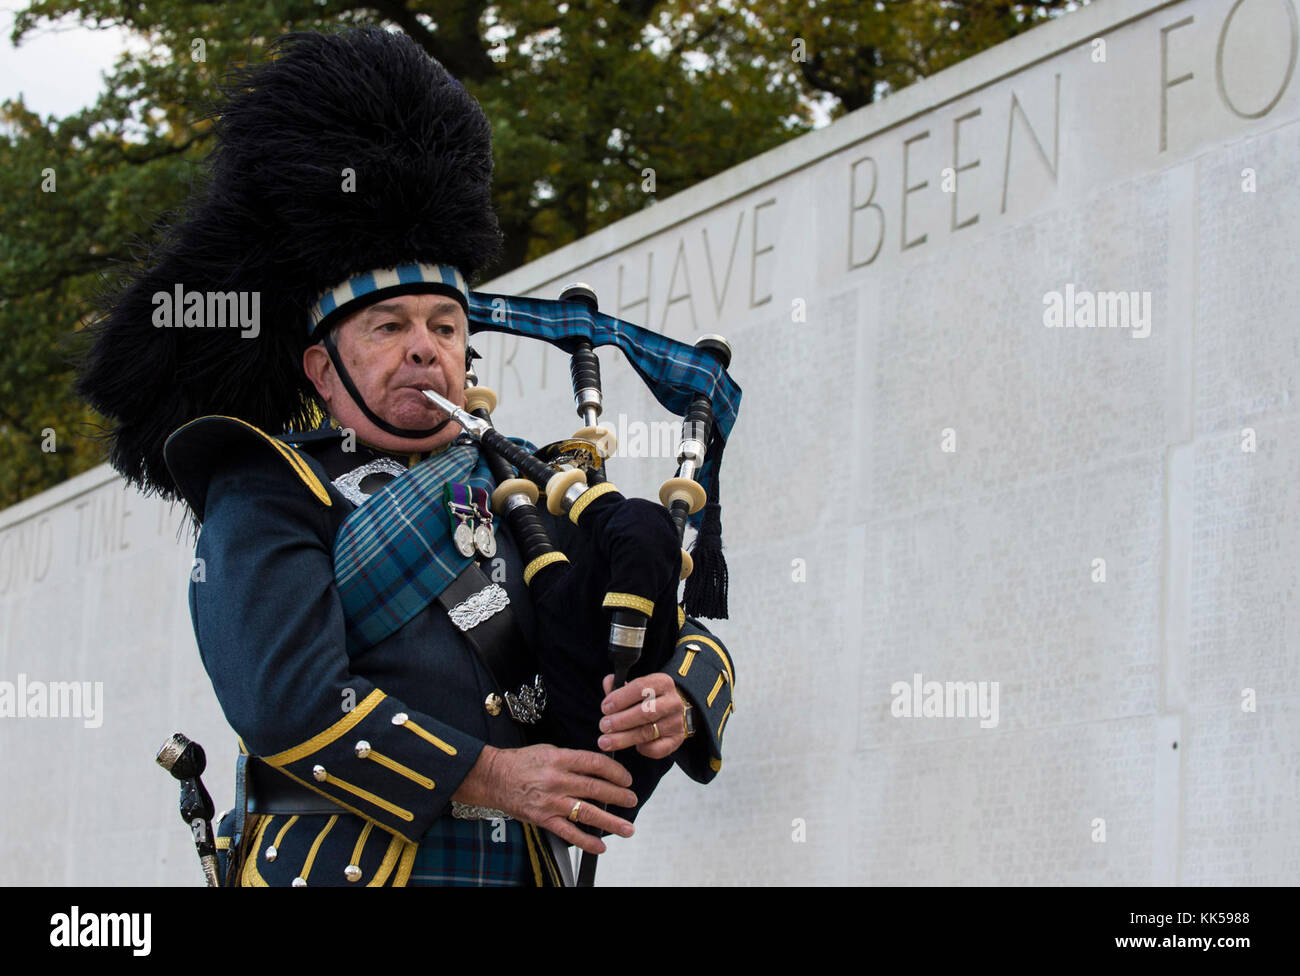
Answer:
76;26;502;499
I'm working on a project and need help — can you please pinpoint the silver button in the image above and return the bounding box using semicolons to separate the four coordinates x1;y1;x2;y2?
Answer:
312;764;327;781
344;865;362;883
264;845;277;862
292;877;306;887
355;740;371;758
391;712;409;726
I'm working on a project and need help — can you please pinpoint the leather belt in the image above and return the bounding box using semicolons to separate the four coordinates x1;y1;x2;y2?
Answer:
436;562;546;725
247;758;345;816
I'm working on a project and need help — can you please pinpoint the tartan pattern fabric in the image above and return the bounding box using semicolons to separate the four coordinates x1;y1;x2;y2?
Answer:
466;292;742;525
408;818;533;887
332;442;491;653
467;291;741;443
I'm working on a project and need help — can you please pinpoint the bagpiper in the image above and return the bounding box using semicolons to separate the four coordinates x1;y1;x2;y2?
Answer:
77;26;739;886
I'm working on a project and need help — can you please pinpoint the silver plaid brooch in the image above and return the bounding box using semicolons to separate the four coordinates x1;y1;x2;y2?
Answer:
331;457;409;506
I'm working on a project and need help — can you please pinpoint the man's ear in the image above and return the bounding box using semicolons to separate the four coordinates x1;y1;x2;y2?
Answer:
302;342;333;401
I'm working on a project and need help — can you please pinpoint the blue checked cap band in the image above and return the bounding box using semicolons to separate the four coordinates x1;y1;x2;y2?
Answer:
309;263;469;338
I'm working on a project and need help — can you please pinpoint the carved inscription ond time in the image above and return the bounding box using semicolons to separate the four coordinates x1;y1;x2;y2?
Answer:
0;484;134;595
0;515;54;595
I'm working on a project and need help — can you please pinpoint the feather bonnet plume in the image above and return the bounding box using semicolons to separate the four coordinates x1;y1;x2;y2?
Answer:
76;26;502;499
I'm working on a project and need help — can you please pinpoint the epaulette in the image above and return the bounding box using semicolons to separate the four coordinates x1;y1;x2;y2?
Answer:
164;416;334;523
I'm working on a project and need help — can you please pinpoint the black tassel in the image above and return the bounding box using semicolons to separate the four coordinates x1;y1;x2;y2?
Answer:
683;436;728;619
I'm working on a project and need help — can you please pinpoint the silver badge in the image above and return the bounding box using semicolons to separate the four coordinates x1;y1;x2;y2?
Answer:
331;457;409;507
448;584;510;632
504;674;547;725
474;522;497;558
453;519;476;558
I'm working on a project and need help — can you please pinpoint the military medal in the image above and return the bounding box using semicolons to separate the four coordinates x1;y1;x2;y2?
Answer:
469;486;497;557
473;520;496;558
445;484;478;557
445;483;497;559
453;518;476;557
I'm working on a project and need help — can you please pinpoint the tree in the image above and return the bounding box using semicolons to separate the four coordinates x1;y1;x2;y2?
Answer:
0;0;1077;509
730;0;1076;116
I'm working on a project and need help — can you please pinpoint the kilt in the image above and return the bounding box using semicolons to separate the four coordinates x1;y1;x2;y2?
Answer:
408;818;540;887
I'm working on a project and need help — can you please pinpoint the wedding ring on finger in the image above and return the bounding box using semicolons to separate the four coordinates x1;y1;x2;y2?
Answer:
650;722;661;741
568;800;583;822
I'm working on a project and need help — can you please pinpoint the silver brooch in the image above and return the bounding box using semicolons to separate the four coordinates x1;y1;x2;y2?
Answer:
332;457;409;506
447;583;510;632
504;674;547;725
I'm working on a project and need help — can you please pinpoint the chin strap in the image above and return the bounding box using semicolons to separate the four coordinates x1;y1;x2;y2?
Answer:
323;330;451;440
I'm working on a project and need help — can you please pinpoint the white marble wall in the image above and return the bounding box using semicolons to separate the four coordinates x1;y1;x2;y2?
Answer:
2;0;1297;884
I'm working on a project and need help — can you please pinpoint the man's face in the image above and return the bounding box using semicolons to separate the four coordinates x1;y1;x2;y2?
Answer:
302;292;468;453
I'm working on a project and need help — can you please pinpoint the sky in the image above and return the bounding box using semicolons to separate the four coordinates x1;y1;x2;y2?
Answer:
0;4;148;119
0;3;834;127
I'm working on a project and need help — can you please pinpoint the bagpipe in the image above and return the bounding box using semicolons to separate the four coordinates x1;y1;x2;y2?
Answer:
444;283;739;748
446;283;740;885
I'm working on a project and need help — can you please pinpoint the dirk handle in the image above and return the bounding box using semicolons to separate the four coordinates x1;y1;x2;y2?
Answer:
157;732;220;888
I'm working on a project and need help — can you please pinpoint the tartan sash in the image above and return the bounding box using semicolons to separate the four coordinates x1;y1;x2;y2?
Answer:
332;442;495;653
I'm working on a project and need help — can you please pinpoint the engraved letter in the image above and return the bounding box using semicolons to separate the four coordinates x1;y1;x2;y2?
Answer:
951;109;981;231
1215;0;1298;120
901;131;930;250
849;156;885;269
1160;17;1195;152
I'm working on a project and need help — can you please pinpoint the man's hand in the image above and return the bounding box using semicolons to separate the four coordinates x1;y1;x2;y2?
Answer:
598;673;691;760
452;744;637;855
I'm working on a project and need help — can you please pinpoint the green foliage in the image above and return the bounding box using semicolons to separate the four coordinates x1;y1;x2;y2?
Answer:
0;0;1075;509
727;0;1074;117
